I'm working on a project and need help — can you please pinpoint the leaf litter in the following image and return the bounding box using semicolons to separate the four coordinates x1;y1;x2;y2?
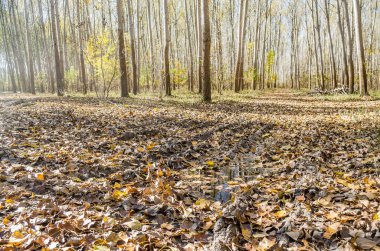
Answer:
0;92;380;250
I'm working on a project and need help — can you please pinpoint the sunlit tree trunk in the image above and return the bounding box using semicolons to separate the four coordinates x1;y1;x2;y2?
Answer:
197;0;203;93
147;0;155;91
185;0;194;92
314;0;325;90
127;0;138;95
342;0;355;94
337;0;349;89
324;0;337;89
353;0;368;96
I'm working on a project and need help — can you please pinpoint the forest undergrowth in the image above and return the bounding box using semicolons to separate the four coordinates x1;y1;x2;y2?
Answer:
0;90;380;250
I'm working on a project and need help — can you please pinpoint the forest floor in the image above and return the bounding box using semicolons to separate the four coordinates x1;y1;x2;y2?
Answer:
0;90;380;250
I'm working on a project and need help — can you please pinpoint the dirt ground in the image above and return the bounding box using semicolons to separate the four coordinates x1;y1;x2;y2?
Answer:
0;91;380;250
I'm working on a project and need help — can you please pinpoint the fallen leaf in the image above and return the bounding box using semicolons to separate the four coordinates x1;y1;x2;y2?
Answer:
35;172;45;181
323;223;341;239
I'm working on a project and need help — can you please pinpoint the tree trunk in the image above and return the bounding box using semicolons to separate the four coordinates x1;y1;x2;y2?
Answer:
24;0;36;94
197;0;203;93
324;0;337;88
342;0;355;93
147;0;156;91
337;0;349;89
127;0;138;95
117;0;129;97
185;0;194;92
163;0;171;96
353;0;368;96
202;0;211;102
50;0;64;96
314;0;325;90
77;0;87;94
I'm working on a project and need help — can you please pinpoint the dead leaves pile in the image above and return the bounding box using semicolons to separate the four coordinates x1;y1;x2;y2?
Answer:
0;93;380;250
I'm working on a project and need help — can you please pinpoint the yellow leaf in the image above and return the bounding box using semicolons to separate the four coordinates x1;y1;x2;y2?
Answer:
3;217;10;225
113;182;121;189
92;245;110;251
373;212;380;221
274;210;287;218
9;231;27;246
157;169;164;177
35;173;45;181
13;231;25;239
227;181;239;186
112;190;125;201
5;198;14;204
194;198;211;210
262;133;271;138
241;224;251;240
147;143;156;150
323;223;340;239
206;161;215;167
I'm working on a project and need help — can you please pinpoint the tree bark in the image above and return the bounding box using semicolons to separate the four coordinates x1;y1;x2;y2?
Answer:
353;0;368;96
117;0;129;97
77;0;87;94
337;0;349;89
127;0;138;95
324;0;337;88
50;0;64;96
202;0;211;102
342;0;355;94
163;0;171;96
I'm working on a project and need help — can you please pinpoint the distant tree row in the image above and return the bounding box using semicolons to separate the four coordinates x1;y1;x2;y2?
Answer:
0;0;378;100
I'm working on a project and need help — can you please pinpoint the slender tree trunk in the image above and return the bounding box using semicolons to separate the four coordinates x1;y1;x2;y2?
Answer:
163;0;171;96
24;0;35;94
117;0;129;97
353;0;368;96
77;0;87;94
252;0;261;90
50;0;64;96
0;5;17;93
127;0;138;95
337;0;349;89
342;0;355;93
202;0;211;102
197;0;203;93
324;0;337;88
314;0;325;90
147;0;155;91
39;0;55;93
185;0;194;92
